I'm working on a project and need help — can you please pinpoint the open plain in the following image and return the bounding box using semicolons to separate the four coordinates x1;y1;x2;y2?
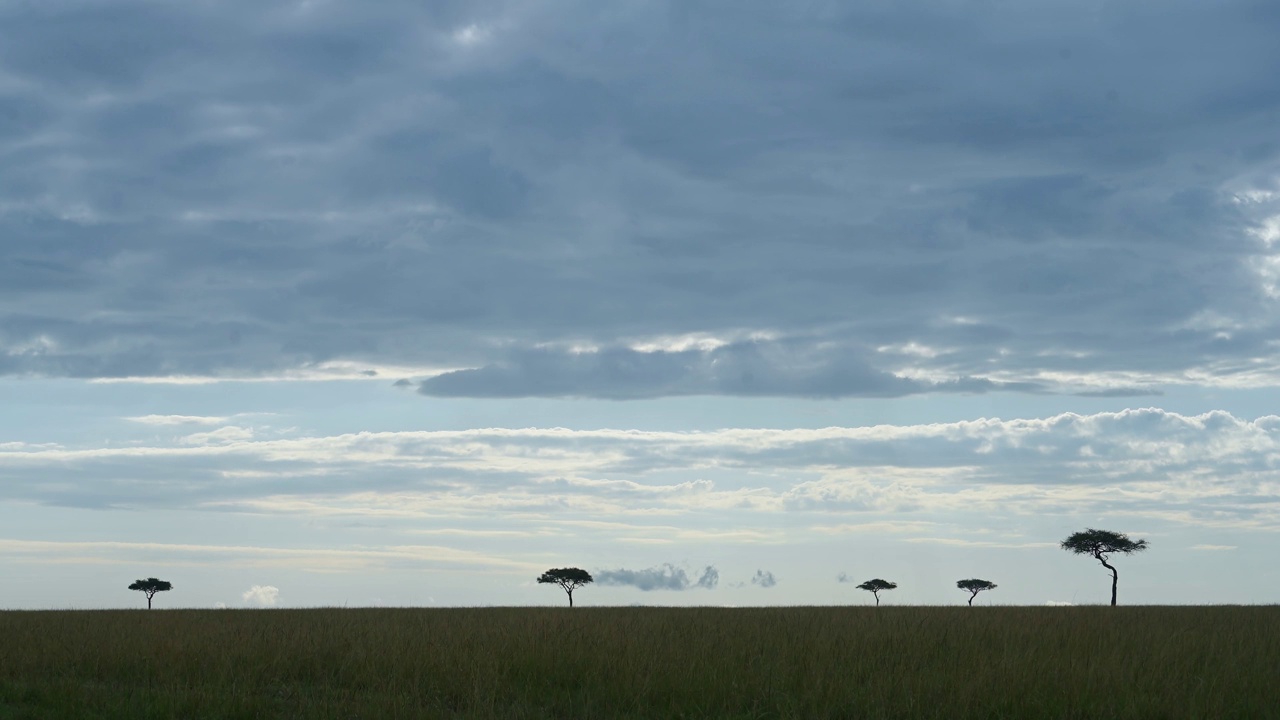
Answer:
1;605;1276;719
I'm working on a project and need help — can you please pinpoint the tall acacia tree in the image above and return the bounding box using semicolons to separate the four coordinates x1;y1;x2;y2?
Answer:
537;568;593;607
1061;529;1148;606
128;578;173;609
855;579;897;606
956;579;997;606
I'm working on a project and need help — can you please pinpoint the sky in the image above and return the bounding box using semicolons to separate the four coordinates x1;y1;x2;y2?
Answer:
2;0;1279;609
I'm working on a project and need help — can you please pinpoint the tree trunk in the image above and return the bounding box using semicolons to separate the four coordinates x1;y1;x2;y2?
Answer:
568;590;574;608
968;592;975;607
146;593;153;610
1098;554;1119;606
874;592;880;606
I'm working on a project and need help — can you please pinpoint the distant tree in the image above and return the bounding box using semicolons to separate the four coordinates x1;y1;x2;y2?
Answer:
956;578;997;606
855;579;897;606
128;578;173;609
537;568;593;607
1061;528;1149;606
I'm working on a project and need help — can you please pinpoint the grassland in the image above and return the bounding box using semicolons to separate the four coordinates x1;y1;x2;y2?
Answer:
1;606;1276;719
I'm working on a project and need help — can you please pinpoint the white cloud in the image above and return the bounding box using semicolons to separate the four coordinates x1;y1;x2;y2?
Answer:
3;409;1280;531
0;539;542;573
627;333;735;354
811;521;940;535
180;426;255;445
451;23;490;47
126;415;230;426
92;362;457;385
242;585;280;607
902;538;1057;549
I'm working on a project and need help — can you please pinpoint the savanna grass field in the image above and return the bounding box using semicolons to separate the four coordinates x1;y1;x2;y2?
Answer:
2;605;1277;719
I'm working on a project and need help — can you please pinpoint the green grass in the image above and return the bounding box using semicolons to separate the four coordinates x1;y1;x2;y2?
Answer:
1;606;1276;719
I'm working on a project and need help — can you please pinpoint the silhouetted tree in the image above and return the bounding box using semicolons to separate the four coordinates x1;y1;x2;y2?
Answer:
956;578;997;606
537;568;593;607
1061;528;1148;606
855;578;897;606
128;578;173;609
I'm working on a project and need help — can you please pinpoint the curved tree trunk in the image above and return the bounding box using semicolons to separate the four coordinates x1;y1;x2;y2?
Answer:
1097;554;1119;606
968;592;976;607
873;592;880;606
568;590;574;608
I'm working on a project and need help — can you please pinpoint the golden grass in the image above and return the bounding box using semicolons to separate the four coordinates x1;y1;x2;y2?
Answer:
1;606;1276;718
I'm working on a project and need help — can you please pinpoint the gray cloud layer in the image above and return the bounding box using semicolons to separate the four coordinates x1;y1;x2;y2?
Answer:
416;341;1039;399
2;408;1277;531
3;1;1280;396
595;564;719;591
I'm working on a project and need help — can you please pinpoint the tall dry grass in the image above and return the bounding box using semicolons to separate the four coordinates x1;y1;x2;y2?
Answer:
1;606;1276;718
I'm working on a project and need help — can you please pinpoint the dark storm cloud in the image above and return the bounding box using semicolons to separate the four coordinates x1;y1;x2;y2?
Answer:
595;563;719;591
3;0;1280;394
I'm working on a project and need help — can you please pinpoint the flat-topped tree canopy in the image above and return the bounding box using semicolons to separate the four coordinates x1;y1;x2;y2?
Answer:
854;578;898;606
956;579;997;606
1061;529;1149;558
128;578;173;609
537;568;593;607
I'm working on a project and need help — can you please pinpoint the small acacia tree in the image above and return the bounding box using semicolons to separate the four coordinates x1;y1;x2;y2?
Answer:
128;578;173;609
537;567;593;607
855;578;897;606
956;578;997;606
1061;528;1149;606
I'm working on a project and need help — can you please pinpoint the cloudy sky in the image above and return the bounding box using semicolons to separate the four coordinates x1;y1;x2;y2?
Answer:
3;0;1279;609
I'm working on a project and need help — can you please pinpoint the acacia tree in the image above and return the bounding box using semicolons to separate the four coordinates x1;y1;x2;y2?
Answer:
128;578;173;609
1061;528;1149;606
537;568;593;607
956;578;997;606
855;579;897;606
